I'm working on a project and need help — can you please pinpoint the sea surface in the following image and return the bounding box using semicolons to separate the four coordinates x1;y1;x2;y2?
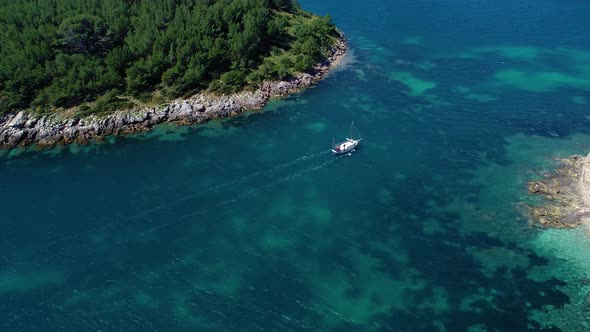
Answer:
2;0;590;330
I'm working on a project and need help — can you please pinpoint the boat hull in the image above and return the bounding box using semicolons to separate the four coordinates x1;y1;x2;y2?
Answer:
332;139;359;155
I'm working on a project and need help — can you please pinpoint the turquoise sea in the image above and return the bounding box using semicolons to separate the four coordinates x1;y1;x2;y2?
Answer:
2;0;590;330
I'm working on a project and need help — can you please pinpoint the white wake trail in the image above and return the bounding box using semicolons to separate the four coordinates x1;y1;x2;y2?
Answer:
178;149;332;201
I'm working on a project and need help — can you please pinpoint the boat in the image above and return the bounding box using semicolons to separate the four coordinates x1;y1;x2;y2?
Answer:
332;122;362;155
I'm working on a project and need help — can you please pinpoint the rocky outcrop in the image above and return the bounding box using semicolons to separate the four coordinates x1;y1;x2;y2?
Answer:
525;154;590;228
0;36;348;149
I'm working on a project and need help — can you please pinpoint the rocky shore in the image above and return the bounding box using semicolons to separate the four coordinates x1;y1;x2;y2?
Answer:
0;36;348;149
525;153;590;228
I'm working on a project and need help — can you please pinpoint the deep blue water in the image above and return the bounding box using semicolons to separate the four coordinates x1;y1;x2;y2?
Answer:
2;0;590;330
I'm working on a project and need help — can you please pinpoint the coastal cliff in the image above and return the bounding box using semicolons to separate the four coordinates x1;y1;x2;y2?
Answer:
0;37;347;149
526;153;590;228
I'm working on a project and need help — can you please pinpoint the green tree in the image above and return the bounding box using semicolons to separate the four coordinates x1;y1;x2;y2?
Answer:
57;14;114;55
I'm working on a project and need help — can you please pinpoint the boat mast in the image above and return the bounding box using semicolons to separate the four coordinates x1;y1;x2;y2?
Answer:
349;121;360;140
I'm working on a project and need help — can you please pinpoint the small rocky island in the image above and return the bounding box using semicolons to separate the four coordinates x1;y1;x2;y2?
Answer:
526;154;590;228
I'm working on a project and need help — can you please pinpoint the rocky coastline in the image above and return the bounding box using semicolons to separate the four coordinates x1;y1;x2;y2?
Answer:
525;153;590;228
0;36;348;149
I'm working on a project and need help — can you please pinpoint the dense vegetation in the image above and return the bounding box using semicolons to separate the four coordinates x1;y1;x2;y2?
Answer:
0;0;338;115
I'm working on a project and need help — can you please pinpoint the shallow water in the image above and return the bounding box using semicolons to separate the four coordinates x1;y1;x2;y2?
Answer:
2;0;590;330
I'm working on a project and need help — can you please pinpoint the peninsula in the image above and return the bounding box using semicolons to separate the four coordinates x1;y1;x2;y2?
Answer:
0;0;347;148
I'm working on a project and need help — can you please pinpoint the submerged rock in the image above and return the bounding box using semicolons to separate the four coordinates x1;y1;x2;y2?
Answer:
525;154;590;228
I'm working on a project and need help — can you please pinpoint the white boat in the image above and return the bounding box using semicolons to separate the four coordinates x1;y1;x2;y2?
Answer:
332;122;362;155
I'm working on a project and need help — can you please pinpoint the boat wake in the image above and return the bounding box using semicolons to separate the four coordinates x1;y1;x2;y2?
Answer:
2;149;340;264
91;152;341;250
178;149;332;201
221;155;342;206
242;156;340;195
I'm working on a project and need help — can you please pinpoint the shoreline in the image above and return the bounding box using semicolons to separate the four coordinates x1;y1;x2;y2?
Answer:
526;153;590;228
0;35;348;149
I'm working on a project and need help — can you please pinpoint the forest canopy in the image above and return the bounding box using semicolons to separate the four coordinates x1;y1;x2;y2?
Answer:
0;0;338;114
